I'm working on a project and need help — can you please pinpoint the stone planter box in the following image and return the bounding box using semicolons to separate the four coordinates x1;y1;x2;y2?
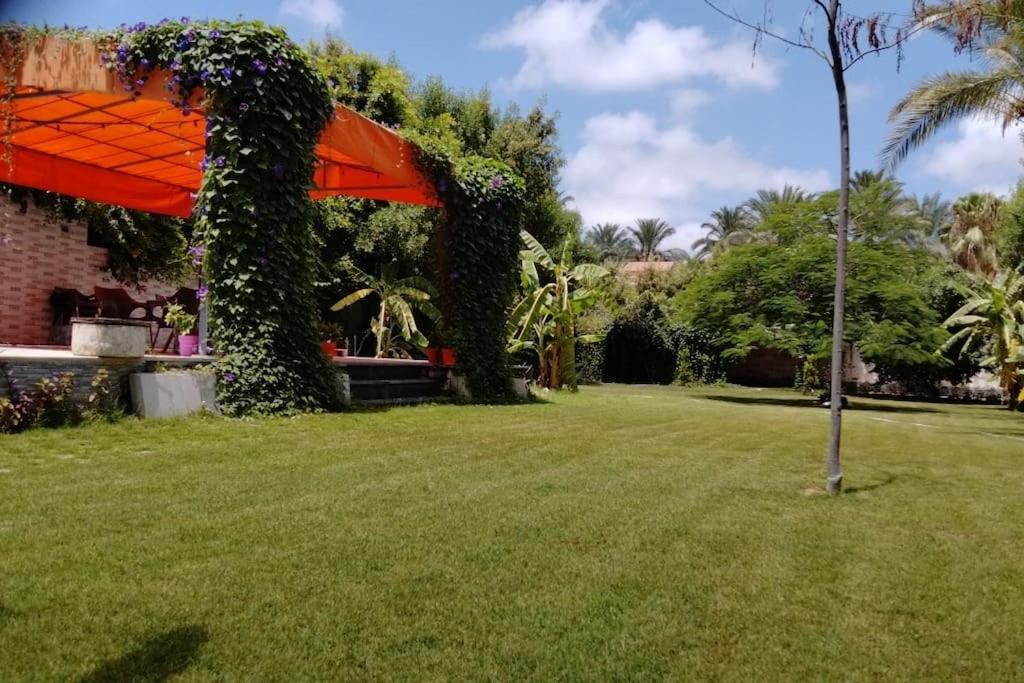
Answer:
129;370;218;418
71;317;149;358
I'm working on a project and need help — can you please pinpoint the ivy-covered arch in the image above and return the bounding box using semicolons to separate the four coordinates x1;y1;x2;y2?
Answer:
2;20;526;414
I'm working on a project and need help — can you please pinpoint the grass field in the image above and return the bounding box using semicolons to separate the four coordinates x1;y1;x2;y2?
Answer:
2;384;1023;680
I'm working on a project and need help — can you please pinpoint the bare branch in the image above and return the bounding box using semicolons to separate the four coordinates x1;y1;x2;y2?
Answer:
703;0;833;64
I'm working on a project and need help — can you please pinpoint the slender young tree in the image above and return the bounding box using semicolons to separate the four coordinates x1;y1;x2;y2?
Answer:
703;0;915;494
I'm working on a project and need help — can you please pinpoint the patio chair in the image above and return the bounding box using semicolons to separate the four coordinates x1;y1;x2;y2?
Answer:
93;286;152;320
48;287;98;345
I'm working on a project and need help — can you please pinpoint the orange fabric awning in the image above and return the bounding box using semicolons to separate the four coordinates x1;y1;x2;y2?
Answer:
1;37;439;217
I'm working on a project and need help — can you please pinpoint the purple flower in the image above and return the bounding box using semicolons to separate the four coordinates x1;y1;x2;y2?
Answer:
188;244;205;266
135;79;145;87
239;102;249;113
139;57;150;68
100;52;108;63
221;66;233;80
274;55;284;67
252;58;267;75
215;156;226;167
199;69;210;82
209;29;221;39
272;163;285;181
199;156;209;171
166;83;174;92
196;284;209;300
437;179;447;192
326;77;335;88
257;256;269;267
116;47;128;63
180;16;190;24
223;371;236;383
490;174;504;189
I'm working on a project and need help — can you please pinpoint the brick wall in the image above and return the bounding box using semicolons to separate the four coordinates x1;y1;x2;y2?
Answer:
0;197;180;345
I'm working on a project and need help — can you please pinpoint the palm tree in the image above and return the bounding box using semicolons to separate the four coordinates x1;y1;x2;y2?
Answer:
630;218;676;261
585;223;636;261
913;192;953;241
692;205;754;259
508;231;609;390
848;171;928;245
884;2;1024;167
331;262;440;358
943;267;1024;409
745;185;810;223
947;193;1002;278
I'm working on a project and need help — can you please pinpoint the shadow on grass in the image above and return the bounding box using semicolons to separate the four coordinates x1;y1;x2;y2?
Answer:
78;625;208;683
845;474;897;494
699;394;940;414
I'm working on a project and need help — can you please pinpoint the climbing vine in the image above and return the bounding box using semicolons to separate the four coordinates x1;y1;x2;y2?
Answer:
416;138;526;401
100;19;339;414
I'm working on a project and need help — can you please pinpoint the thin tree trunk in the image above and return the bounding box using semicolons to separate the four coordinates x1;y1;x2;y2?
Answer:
376;305;387;358
825;0;847;495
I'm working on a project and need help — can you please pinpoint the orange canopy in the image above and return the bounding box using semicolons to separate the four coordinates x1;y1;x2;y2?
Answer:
1;37;439;217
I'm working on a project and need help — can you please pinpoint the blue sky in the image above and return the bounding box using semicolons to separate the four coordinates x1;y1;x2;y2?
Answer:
5;0;1023;250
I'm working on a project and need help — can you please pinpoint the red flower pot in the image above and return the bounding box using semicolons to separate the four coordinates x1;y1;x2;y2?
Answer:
426;346;440;365
441;347;457;366
320;341;337;358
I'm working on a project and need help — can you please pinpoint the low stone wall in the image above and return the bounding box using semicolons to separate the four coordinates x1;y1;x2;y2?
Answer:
0;356;144;405
1;351;352;415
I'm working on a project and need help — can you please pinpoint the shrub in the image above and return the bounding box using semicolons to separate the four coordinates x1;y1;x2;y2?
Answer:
1;372;80;433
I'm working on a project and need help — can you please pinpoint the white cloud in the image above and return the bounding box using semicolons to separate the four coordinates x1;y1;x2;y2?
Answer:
847;81;879;104
669;89;711;118
280;0;344;28
482;0;780;91
564;111;831;250
922;117;1024;195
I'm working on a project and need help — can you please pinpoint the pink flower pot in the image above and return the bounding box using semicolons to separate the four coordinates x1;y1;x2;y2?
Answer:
178;334;199;357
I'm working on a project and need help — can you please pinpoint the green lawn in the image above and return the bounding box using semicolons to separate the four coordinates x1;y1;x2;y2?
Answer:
2;385;1023;680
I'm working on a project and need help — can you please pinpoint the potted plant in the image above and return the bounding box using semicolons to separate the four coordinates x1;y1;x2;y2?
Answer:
320;321;344;358
426;330;441;365
441;346;457;366
165;303;199;357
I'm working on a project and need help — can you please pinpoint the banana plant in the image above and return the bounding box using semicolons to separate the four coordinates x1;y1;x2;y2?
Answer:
942;268;1024;409
331;262;440;359
508;231;609;390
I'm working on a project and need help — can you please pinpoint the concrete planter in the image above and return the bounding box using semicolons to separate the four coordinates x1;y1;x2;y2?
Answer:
71;317;149;358
129;370;218;418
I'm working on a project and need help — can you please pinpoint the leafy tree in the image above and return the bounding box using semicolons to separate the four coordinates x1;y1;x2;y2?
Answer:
943;268;1024;409
674;237;953;391
693;205;754;259
996;182;1024;269
508;231;609;390
630;218;676;261
309;38;416;128
586;223;636;261
947;193;1002;278
331;262;440;358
